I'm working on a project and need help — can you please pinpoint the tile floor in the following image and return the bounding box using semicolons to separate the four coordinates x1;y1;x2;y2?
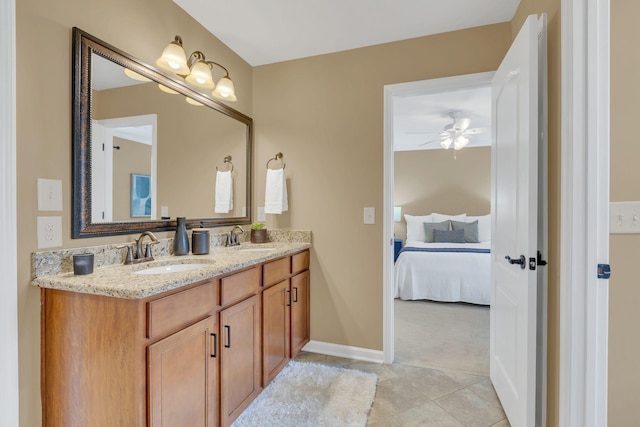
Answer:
294;351;510;427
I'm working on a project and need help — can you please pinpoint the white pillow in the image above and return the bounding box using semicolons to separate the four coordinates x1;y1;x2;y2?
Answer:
432;213;466;223
467;214;491;242
404;214;433;242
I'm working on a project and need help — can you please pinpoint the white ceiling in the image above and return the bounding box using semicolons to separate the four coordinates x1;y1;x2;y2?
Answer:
172;0;521;66
167;0;518;151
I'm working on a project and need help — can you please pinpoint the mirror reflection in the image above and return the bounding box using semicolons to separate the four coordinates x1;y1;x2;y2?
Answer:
72;28;252;238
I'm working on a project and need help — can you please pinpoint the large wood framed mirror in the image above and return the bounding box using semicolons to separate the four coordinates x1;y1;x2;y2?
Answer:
72;28;252;238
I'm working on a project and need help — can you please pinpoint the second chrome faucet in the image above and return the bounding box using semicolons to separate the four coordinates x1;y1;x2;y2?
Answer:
226;226;244;247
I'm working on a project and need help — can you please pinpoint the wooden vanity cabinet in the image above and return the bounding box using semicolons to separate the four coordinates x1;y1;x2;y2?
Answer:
41;250;309;427
218;266;262;427
41;279;219;427
148;315;218;427
262;279;291;385
262;250;310;385
290;269;310;356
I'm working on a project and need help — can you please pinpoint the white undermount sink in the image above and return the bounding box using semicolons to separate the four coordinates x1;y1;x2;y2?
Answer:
133;263;211;275
237;247;276;252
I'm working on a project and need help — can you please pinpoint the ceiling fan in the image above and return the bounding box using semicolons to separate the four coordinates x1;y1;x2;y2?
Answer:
419;112;486;150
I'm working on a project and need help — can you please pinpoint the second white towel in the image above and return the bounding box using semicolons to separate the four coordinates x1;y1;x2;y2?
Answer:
264;168;288;214
215;170;233;213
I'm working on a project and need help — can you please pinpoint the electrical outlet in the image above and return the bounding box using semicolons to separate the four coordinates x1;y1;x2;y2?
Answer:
257;207;266;222
37;178;63;211
37;216;63;249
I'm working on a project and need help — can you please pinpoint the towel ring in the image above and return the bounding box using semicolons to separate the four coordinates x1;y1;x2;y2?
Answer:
266;152;285;169
216;155;234;172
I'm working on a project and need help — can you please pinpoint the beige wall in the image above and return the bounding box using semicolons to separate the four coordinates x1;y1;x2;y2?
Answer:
609;0;640;424
253;23;511;352
394;147;491;240
16;0;252;425
253;5;563;423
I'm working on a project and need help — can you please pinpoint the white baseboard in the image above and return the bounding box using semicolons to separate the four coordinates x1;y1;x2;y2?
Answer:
302;340;384;364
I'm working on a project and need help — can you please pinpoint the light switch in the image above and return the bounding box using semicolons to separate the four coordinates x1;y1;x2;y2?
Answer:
37;178;63;211
160;206;169;218
364;207;375;225
37;216;63;249
257;207;266;222
610;201;640;233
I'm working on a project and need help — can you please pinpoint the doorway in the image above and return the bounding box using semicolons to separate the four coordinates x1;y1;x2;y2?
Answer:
390;75;494;375
383;72;495;365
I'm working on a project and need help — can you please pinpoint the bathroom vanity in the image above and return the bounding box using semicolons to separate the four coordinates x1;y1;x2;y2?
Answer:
34;241;310;427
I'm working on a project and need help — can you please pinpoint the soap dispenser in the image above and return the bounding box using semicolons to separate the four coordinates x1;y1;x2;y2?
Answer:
173;217;189;255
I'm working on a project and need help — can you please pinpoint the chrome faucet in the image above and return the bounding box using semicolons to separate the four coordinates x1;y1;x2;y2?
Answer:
135;231;159;260
226;225;244;247
118;231;160;265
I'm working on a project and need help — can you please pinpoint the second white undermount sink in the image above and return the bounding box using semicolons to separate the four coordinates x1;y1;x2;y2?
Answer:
133;263;211;275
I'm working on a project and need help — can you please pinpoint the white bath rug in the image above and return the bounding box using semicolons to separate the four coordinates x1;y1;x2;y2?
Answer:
231;361;378;427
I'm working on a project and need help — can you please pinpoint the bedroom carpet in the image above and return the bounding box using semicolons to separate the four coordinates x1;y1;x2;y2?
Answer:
394;299;490;376
231;360;377;427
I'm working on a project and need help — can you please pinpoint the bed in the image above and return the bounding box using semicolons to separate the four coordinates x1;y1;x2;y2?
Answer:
394;213;491;305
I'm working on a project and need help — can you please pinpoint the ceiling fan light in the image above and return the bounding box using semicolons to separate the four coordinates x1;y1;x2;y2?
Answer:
454;136;469;150
156;37;190;75
440;138;452;149
185;61;215;89
212;76;237;102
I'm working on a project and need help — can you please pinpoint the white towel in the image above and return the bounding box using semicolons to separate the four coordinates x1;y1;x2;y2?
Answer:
264;168;288;214
214;170;233;213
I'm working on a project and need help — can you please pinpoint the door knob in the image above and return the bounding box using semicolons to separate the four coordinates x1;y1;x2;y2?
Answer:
505;255;526;269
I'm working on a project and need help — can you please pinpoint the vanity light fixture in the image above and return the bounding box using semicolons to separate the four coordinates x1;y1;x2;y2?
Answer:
123;68;151;82
185;97;204;107
156;35;238;102
158;84;179;95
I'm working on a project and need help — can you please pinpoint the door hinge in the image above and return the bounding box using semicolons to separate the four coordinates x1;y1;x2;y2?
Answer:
597;264;611;279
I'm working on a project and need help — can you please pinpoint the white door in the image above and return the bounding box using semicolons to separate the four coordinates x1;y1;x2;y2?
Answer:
490;14;546;427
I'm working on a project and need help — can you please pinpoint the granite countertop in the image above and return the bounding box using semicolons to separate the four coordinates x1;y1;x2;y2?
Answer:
32;241;311;299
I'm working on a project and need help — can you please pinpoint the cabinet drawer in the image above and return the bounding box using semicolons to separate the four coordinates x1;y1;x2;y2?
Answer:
220;267;261;306
147;281;217;339
263;257;290;287
291;251;310;275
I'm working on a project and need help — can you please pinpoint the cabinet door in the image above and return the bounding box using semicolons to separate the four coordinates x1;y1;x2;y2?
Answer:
262;279;291;385
291;270;310;357
148;316;218;427
220;294;262;427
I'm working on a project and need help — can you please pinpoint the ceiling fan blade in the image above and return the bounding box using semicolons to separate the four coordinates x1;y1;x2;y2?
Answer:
417;138;443;146
463;127;488;135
